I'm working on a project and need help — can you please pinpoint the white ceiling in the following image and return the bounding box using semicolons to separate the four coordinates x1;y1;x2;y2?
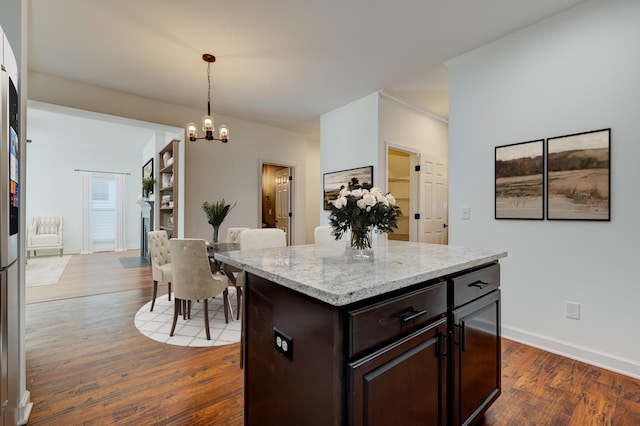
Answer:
28;0;586;138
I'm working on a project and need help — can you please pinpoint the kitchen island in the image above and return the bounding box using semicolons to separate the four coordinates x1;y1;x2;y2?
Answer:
216;240;507;426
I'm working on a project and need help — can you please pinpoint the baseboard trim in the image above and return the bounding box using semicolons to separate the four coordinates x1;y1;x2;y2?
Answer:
502;325;640;380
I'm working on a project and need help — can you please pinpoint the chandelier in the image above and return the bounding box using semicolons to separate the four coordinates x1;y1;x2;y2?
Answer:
187;53;229;143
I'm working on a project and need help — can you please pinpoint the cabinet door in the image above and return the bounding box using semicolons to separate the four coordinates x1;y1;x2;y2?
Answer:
349;318;447;426
452;290;500;426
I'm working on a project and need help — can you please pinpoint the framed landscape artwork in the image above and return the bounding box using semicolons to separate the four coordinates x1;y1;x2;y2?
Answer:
323;165;373;210
495;139;544;220
546;128;610;221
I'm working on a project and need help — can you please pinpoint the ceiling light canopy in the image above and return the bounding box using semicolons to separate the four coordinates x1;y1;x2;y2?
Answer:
187;53;229;143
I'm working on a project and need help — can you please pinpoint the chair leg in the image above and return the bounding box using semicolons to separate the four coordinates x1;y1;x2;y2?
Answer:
236;286;243;320
151;280;158;311
170;298;180;336
168;282;172;301
223;289;230;324
181;300;188;320
203;299;211;340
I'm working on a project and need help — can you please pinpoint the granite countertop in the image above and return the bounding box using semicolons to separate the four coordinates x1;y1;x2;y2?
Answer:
214;240;507;306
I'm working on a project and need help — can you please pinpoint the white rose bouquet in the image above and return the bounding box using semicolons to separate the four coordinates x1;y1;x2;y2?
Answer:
329;177;402;250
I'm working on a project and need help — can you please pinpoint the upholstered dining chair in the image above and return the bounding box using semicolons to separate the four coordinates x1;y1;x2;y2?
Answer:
231;228;287;318
239;228;287;251
226;227;250;244
169;238;230;340
314;225;345;246
235;228;287;367
148;230;172;312
219;227;250;317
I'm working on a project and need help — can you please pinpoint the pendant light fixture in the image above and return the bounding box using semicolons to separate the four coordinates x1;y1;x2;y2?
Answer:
187;53;229;143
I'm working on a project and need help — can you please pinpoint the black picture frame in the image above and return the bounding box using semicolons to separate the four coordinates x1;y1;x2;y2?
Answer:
142;157;154;194
323;165;374;210
495;139;545;220
546;128;610;221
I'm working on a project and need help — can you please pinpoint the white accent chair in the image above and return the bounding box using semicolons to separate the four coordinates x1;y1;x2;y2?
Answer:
169;238;230;340
26;216;64;259
148;230;172;312
226;227;250;244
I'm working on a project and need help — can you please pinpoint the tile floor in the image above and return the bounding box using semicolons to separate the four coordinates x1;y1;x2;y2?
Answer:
134;287;241;347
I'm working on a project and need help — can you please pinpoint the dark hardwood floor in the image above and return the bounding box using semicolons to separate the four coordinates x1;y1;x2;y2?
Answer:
25;251;640;425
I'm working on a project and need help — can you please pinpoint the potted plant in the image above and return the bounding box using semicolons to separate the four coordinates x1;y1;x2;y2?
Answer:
202;199;236;246
142;177;155;198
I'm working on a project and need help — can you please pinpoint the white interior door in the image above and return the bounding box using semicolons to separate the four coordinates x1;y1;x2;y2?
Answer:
275;167;290;244
417;154;448;244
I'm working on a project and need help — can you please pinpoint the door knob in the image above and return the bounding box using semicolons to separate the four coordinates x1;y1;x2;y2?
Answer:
443;223;448;228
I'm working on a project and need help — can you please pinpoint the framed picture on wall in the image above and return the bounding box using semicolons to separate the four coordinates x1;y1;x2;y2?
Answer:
495;139;544;219
546;128;610;221
143;158;154;180
142;158;154;197
323;165;374;210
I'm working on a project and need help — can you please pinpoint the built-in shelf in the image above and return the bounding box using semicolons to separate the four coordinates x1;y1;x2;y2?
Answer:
157;139;179;238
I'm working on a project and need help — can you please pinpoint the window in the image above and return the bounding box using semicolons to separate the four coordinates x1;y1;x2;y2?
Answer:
91;175;116;250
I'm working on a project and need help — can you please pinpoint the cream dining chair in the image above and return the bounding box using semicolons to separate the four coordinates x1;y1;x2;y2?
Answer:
235;228;287;368
314;225;345;247
239;228;287;251
169;238;230;340
148;230;172;312
226;227;250;244
221;227;250;317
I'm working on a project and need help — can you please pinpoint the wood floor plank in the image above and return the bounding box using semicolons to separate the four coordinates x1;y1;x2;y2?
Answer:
25;251;640;425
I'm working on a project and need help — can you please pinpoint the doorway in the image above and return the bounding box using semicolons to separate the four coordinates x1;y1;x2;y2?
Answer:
387;149;411;241
386;147;449;244
261;163;293;245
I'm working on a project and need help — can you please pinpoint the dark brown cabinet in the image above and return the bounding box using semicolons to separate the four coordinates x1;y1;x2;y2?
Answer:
349;318;447;426
449;264;501;426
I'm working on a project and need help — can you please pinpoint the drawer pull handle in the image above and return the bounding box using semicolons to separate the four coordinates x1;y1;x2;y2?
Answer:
468;280;489;289
397;307;428;323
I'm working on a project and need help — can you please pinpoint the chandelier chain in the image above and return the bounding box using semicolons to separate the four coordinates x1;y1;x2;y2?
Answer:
207;62;211;105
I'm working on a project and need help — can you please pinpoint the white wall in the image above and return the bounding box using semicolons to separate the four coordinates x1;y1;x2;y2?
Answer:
28;72;320;245
319;92;379;224
378;94;448;164
448;0;640;377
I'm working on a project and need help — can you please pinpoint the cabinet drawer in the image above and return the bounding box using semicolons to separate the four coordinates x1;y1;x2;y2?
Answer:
451;263;500;308
348;282;446;358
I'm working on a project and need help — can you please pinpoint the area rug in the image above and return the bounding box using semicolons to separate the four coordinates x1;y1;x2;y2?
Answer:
134;288;241;347
118;256;151;268
25;255;72;287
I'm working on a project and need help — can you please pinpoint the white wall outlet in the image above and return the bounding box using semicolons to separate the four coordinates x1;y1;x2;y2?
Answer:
566;301;580;320
461;206;471;220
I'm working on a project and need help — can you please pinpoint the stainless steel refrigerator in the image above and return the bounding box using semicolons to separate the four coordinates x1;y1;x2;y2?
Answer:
0;24;19;424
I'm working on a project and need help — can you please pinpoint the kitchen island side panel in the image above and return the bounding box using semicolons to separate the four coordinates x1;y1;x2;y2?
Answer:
245;273;345;426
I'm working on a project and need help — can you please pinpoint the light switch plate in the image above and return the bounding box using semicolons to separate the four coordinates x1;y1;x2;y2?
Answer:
461;206;471;220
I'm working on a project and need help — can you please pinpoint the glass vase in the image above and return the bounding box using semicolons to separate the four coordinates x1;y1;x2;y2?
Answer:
212;226;220;249
350;226;373;258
